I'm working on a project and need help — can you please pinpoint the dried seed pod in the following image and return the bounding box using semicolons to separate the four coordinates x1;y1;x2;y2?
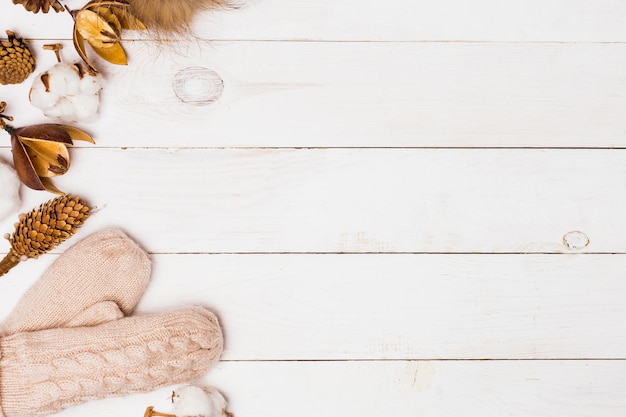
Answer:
0;194;91;277
10;123;95;194
1;101;95;194
71;0;146;73
0;30;36;85
11;0;64;13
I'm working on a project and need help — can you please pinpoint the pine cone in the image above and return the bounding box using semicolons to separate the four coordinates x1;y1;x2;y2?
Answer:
12;0;64;13
0;30;36;85
0;195;91;277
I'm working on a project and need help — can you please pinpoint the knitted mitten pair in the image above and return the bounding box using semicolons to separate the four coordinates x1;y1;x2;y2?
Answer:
0;229;223;417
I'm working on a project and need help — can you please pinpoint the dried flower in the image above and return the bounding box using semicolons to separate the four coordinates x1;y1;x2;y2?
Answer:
30;44;105;122
0;101;95;194
69;0;146;73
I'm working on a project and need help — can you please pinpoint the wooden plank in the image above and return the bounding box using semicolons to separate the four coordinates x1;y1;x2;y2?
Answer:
3;253;625;360
4;41;625;148
3;0;626;42
0;148;622;254
140;253;626;360
48;360;626;417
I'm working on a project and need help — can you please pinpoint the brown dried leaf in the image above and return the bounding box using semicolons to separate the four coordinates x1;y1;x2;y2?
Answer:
73;27;97;73
13;124;73;144
18;137;70;178
76;9;120;49
39;177;65;194
107;4;147;30
92;42;127;65
10;133;46;191
60;125;96;144
71;0;144;71
91;6;123;34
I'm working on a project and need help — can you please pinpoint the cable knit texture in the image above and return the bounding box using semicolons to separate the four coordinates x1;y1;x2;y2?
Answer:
1;229;151;335
0;307;223;417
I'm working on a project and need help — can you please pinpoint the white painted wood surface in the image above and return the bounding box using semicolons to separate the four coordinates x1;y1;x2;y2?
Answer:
2;40;626;148
0;0;625;416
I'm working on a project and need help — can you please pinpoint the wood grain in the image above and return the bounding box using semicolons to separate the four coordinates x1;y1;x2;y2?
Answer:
3;0;626;42
140;253;626;360
0;148;620;254
1;253;624;361
43;360;626;417
1;0;624;414
2;41;625;148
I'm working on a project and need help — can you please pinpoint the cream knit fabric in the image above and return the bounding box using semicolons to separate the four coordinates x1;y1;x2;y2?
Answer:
0;229;224;417
0;306;223;417
1;229;151;334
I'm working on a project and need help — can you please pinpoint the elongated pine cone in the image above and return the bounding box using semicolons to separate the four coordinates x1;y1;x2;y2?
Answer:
0;30;35;85
0;194;91;277
12;0;64;13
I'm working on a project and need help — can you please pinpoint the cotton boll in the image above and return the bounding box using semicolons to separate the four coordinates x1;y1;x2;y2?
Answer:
171;385;231;417
29;75;61;110
42;97;76;121
47;63;82;96
74;95;101;122
79;72;105;95
0;160;21;223
29;62;104;123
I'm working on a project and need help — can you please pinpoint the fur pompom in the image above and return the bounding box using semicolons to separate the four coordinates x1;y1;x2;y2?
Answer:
126;0;232;34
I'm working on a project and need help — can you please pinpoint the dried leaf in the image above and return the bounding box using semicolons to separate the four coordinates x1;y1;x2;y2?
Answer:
39;177;64;194
9;123;95;194
76;9;120;49
13;124;73;144
91;6;123;32
19;137;70;178
86;1;146;30
60;125;96;143
10;134;46;191
73;27;97;73
108;4;147;30
71;0;145;72
92;42;128;65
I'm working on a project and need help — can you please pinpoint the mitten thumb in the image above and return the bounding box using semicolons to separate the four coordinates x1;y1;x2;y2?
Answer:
0;306;223;417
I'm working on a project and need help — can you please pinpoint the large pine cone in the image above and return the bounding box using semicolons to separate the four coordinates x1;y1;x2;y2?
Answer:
0;195;91;277
0;30;35;85
12;0;64;13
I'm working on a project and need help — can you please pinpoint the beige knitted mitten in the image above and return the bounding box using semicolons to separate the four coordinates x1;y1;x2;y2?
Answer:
1;229;151;334
0;229;224;417
0;306;223;417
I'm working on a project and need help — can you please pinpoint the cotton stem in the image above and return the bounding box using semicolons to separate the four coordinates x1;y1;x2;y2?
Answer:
144;407;177;417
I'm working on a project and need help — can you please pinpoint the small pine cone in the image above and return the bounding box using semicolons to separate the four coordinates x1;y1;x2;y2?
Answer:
0;30;36;85
12;0;64;13
0;195;91;277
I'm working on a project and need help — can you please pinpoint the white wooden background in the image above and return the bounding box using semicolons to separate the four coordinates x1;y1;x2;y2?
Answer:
1;1;626;415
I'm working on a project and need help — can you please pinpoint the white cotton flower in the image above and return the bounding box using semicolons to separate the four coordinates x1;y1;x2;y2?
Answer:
171;385;231;417
0;160;21;223
29;62;104;123
46;63;82;96
79;74;103;95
